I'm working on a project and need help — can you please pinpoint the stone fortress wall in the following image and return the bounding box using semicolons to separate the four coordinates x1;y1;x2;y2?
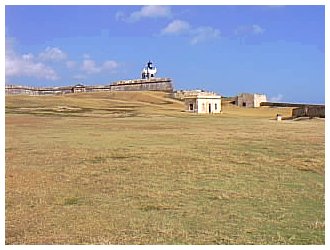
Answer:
5;78;173;96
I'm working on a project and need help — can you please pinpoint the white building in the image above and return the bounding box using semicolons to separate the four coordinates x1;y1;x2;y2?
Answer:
141;61;157;79
184;94;221;114
236;93;267;108
72;83;86;93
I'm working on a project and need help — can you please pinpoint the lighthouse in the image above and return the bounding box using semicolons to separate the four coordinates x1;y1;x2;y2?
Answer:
141;60;157;79
110;60;173;92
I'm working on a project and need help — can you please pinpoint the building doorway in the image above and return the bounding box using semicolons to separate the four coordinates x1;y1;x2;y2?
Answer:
189;103;194;111
208;103;212;113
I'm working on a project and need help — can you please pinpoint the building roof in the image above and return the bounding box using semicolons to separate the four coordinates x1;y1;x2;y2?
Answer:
73;83;85;88
184;94;221;99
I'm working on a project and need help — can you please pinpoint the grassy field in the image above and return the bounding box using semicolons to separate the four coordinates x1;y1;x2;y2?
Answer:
5;91;325;244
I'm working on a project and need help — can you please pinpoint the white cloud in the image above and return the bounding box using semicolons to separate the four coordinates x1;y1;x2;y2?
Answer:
83;53;90;59
270;94;283;102
81;59;119;74
66;60;76;69
6;42;59;81
73;74;86;80
115;11;125;21
161;20;220;45
252;24;265;35
22;53;34;60
103;60;119;71
136;5;172;19
190;26;220;45
235;24;265;36
118;5;172;22
39;47;67;61
161;20;191;35
82;59;101;74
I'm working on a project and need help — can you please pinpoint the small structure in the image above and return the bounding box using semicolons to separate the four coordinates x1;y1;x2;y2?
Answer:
184;94;221;114
235;93;267;108
72;84;86;93
276;114;282;121
141;61;157;79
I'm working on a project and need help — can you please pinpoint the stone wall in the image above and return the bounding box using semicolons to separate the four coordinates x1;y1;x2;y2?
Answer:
292;106;325;118
110;78;173;92
5;85;36;95
5;85;72;95
5;78;173;96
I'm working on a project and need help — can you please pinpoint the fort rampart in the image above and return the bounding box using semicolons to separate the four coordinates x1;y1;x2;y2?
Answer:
292;106;325;118
5;78;173;96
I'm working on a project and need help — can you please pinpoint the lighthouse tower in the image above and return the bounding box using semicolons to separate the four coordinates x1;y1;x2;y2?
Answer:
141;61;157;79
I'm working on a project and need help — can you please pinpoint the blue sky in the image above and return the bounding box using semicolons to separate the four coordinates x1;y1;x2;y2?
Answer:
5;5;325;103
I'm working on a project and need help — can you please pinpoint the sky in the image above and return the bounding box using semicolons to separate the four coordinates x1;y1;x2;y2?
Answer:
5;4;325;104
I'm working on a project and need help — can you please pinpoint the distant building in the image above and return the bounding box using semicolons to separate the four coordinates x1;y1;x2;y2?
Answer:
141;61;157;79
235;93;267;108
72;84;86;93
184;93;221;114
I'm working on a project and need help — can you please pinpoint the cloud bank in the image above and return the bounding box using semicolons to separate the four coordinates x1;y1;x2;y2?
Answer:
5;38;120;83
6;41;59;81
38;47;67;61
116;5;172;22
81;59;119;74
234;24;265;36
160;20;191;35
161;19;220;45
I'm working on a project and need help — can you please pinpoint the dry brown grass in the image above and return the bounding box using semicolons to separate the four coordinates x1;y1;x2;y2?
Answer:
5;91;324;244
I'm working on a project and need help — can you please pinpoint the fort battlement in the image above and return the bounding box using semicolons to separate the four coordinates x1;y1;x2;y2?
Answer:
5;78;173;96
6;60;174;95
110;77;173;92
